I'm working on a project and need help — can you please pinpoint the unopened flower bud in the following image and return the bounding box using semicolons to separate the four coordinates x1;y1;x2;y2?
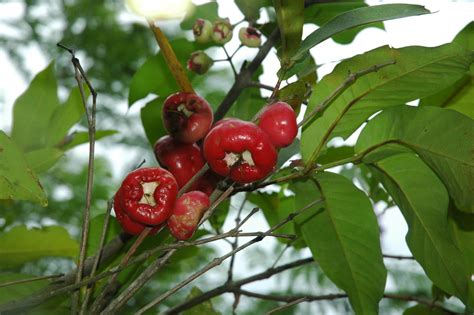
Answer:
187;51;213;75
238;26;262;47
212;18;233;45
193;18;212;43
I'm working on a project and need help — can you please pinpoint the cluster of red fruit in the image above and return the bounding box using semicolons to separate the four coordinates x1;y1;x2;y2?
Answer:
188;18;262;75
114;91;297;240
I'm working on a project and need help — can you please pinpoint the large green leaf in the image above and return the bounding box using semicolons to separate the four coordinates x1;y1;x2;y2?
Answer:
182;287;221;315
0;225;78;269
0;131;47;206
25;148;64;173
294;4;430;60
369;154;473;307
301;43;473;165
356;106;474;213
248;191;295;242
46;87;85;147
293;172;386;314
86;213;121;258
274;0;304;62
11;62;60;151
448;205;474;274
0;273;48;304
304;1;384;45
419;22;474;119
140;97;167;146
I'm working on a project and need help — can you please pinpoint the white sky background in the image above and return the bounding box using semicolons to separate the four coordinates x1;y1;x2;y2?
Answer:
0;0;473;312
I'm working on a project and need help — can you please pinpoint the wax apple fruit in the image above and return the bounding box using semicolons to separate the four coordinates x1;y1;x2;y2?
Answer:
118;167;178;226
162;92;214;143
154;135;205;188
212;18;233;44
113;188;161;235
238;27;261;47
167;191;210;240
193;18;212;43
188;51;213;75
203;119;277;183
257;102;297;148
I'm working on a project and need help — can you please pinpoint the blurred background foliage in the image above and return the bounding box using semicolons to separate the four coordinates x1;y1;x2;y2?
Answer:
0;0;458;313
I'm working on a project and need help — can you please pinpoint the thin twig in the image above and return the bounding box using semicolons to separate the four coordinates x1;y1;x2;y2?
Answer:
80;199;114;314
227;194;248;283
223;46;238;78
299;60;396;127
135;198;324;314
0;274;63;289
57;43;97;315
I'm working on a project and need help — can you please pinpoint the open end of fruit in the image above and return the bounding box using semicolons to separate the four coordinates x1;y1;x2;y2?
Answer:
177;103;194;118
139;181;160;206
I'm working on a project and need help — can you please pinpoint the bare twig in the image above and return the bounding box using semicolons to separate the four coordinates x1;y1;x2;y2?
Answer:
299;60;396;127
136;198;324;314
57;43;98;315
80;199;114;314
227;194;248;283
214;29;280;121
0;274;63;289
223;46;238;78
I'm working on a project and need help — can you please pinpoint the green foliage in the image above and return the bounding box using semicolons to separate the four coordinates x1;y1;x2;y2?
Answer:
0;226;78;269
235;0;272;22
356;106;474;213
292;173;386;315
274;0;304;62
369;154;473;307
182;287;221;315
0;273;49;304
294;4;430;60
0;131;47;206
301;43;474;165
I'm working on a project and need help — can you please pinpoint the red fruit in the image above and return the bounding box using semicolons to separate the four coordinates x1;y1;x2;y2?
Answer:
119;167;178;226
167;191;210;240
162;92;214;143
192;171;221;196
113;188;161;235
154;136;205;188
257;102;297;148
203;119;277;183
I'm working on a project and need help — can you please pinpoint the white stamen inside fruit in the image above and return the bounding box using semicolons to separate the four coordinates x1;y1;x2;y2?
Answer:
177;104;194;118
224;152;240;167
139;181;160;206
241;150;255;166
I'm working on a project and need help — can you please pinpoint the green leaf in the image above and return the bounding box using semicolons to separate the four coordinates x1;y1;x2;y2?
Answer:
301;43;473;166
356;106;474;213
369;154;473;307
448;205;474;274
419;75;474;119
0;225;79;269
182;287;221;315
294;4;430;60
418;21;474;119
209;199;230;232
293;172;386;314
140;97;167;146
86;214;122;258
235;0;271;22
25;148;64;173
0;273;48;304
0;131;47;206
128;39;201;107
61;130;118;151
276;138;300;168
46;87;86;147
11;62;61;151
180;2;219;30
304;1;384;45
248;191;295;241
274;0;304;62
